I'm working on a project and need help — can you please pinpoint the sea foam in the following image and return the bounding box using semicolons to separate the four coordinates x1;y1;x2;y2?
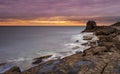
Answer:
42;32;98;62
0;32;98;73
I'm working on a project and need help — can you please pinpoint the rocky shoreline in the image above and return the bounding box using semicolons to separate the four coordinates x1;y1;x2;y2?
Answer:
2;21;120;74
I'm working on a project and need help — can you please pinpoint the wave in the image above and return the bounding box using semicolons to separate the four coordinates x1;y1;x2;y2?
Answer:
0;64;14;73
7;57;32;63
1;32;98;72
71;33;93;44
39;32;98;62
36;33;97;62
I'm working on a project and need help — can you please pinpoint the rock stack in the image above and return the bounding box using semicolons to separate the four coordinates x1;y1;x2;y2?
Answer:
83;20;97;32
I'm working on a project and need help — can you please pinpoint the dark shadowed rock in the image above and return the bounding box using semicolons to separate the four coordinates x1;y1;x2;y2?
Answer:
32;55;52;64
111;22;120;26
68;60;95;74
98;35;113;42
37;60;68;74
0;63;6;66
95;27;117;36
103;59;120;74
84;46;107;56
72;46;80;49
75;40;79;42
4;66;21;74
86;21;96;29
112;35;120;43
83;20;97;32
83;35;93;40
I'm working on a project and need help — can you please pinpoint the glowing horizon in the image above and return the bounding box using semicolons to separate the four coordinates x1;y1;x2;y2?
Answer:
0;16;83;26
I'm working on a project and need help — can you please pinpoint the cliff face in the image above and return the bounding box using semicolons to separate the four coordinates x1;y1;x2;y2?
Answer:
3;21;120;74
111;22;120;26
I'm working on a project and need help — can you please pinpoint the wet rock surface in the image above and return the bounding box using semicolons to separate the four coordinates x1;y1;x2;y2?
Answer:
83;35;93;40
3;66;21;74
2;21;120;74
32;55;52;64
0;63;6;67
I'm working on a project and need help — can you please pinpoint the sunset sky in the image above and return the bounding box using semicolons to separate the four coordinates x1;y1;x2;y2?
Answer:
0;0;120;26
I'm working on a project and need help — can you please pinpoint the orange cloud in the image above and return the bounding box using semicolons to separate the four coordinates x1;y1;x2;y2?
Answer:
0;17;85;26
0;16;115;26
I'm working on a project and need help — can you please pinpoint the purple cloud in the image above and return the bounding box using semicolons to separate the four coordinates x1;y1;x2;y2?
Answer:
0;0;120;25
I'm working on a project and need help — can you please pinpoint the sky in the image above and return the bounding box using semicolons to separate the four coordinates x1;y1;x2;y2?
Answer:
0;0;120;26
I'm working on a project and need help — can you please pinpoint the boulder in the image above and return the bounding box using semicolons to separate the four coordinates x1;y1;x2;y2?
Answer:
83;35;93;40
84;46;107;56
0;63;6;66
99;42;115;50
93;46;107;54
112;35;120;43
4;66;21;74
103;59;120;74
72;46;80;49
95;27;117;36
98;35;113;42
75;40;79;43
89;41;98;47
112;35;120;50
32;55;52;64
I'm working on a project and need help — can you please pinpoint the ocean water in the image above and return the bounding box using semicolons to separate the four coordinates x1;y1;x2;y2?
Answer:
0;26;86;71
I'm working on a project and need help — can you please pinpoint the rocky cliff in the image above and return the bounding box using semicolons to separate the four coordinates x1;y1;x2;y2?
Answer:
3;21;120;74
111;22;120;26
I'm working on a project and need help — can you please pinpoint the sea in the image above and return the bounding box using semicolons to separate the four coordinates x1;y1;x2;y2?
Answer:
0;26;87;72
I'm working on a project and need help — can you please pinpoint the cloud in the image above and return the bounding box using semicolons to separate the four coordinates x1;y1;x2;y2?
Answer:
0;16;120;26
0;0;120;26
